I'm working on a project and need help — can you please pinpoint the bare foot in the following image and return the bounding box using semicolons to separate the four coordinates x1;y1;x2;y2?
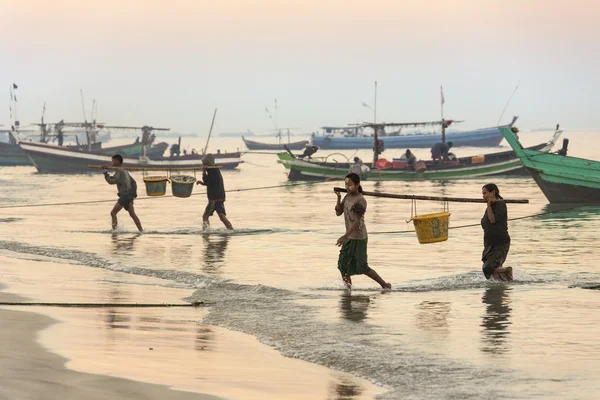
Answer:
382;283;392;290
506;266;514;281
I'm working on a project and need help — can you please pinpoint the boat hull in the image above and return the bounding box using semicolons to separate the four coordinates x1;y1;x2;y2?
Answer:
20;142;242;174
243;137;308;151
277;140;555;182
499;127;600;203
311;126;504;150
0;142;31;166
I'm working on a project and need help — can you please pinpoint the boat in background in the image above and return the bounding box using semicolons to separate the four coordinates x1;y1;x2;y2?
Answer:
277;125;561;181
500;126;600;203
242;129;308;150
20;141;242;174
310;123;506;150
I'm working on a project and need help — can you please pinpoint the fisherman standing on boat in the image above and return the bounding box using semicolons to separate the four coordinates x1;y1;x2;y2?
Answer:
103;155;143;232
481;183;512;281
431;141;453;162
349;157;363;175
405;149;417;168
197;154;233;231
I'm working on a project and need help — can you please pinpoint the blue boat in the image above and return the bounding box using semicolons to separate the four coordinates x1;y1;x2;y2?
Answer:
310;119;513;150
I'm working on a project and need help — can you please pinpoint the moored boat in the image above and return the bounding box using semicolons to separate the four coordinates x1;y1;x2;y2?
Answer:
19;141;242;174
499;126;600;203
277;128;561;182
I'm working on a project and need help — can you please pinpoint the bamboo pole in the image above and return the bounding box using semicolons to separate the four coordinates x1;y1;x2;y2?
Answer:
88;165;221;171
333;187;529;204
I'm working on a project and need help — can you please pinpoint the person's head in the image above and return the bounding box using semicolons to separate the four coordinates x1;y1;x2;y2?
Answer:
353;156;360;163
482;183;502;200
345;173;363;194
447;141;454;148
405;149;412;156
202;153;215;166
111;154;123;167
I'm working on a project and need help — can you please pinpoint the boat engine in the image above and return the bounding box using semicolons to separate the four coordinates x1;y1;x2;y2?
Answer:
556;138;569;156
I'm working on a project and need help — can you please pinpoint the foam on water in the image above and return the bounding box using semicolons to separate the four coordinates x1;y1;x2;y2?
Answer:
2;238;599;399
0;240;219;289
67;227;301;236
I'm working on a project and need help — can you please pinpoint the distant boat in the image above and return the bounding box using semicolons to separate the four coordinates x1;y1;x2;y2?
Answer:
277;127;560;181
500;126;600;203
19;141;242;174
242;136;308;151
311;123;507;150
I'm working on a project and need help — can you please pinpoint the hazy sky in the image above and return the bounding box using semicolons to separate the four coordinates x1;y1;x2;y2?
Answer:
1;0;598;134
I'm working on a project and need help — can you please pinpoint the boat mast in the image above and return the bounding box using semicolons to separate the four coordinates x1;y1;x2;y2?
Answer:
80;89;92;151
373;81;379;165
202;108;218;156
8;83;19;145
440;85;446;143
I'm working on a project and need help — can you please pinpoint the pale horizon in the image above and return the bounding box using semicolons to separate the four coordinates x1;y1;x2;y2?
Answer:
1;0;599;134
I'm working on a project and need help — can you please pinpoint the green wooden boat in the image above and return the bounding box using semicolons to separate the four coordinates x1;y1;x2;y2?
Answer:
499;126;600;203
277;128;561;182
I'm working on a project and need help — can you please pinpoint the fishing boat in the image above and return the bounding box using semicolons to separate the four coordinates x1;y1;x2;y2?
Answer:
310;123;505;150
277;126;561;181
0;131;29;166
499;126;600;203
20;141;242;174
242;134;308;151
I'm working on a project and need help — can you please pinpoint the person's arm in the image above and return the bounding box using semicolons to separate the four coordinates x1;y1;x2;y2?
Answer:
335;193;344;216
486;200;507;224
104;169;117;184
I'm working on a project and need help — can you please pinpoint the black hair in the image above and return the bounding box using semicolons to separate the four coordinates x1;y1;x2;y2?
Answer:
112;154;124;164
447;141;454;148
482;183;503;199
345;173;363;193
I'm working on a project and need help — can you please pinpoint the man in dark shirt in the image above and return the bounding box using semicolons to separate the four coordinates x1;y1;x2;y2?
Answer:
196;154;233;231
481;184;512;281
431;141;453;162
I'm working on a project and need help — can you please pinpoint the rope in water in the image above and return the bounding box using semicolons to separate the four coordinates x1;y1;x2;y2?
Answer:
370;202;597;234
0;179;337;209
0;301;206;308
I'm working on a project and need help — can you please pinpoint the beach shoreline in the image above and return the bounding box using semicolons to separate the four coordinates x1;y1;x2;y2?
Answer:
0;254;384;400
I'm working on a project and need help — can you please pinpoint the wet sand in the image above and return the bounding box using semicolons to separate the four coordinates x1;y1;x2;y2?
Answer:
0;290;219;400
0;254;384;400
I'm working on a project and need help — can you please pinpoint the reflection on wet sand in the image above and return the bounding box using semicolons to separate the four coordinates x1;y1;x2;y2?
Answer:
481;285;512;355
415;301;451;334
111;232;141;254
328;376;364;400
339;294;371;323
202;234;229;275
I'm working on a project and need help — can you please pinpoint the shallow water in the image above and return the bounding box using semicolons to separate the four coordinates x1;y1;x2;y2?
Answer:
1;131;600;399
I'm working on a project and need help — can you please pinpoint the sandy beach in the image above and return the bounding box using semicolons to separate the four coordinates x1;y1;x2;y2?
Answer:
0;253;384;400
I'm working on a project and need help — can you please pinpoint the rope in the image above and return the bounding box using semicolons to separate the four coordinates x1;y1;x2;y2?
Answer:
370;202;596;234
0;301;206;308
0;179;337;209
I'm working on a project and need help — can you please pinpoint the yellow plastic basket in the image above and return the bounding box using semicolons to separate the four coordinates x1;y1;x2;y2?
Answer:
411;212;451;244
143;176;169;196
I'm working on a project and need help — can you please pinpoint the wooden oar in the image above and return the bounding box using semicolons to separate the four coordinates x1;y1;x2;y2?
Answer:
333;187;529;204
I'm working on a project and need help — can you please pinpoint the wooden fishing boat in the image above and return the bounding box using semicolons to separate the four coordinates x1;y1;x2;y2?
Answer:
242;136;308;151
19;141;242;174
277;128;561;181
311;123;505;150
499;126;600;203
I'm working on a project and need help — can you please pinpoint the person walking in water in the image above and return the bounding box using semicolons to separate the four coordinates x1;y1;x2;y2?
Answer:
481;183;512;281
335;173;391;290
197;154;233;231
103;155;143;232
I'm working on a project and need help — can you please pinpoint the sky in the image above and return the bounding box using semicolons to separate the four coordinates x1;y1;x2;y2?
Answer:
1;0;599;135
